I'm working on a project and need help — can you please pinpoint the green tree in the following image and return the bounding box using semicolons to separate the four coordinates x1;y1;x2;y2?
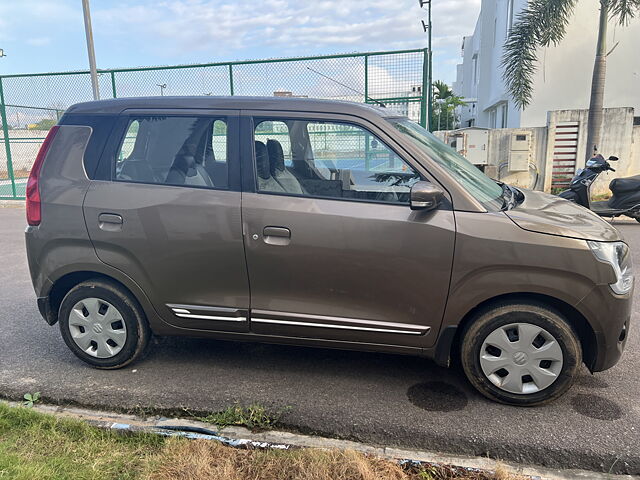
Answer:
32;118;57;131
502;0;640;161
430;80;465;131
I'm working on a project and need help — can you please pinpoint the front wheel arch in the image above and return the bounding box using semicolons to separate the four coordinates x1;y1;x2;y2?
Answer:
444;292;597;371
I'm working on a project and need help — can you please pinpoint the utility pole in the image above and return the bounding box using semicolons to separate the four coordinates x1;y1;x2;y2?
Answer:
419;0;433;131
82;0;100;100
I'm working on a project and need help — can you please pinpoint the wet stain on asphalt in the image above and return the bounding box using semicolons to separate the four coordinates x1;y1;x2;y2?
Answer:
574;375;609;389
571;394;623;420
407;381;468;412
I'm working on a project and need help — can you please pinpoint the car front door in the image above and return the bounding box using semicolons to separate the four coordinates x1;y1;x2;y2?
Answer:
241;113;455;348
83;109;250;331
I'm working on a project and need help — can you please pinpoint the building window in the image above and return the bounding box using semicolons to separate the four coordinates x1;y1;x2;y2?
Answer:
472;54;479;85
488;108;497;129
493;18;497;47
486;103;508;129
500;103;509;128
506;0;515;33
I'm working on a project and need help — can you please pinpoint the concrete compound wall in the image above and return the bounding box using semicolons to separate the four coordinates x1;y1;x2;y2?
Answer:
543;108;637;194
438;107;638;195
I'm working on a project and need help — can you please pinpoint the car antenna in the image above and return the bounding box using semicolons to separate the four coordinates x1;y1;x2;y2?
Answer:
305;66;386;108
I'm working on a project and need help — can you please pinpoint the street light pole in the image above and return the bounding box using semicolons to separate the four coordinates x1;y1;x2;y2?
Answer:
82;0;100;100
419;0;433;131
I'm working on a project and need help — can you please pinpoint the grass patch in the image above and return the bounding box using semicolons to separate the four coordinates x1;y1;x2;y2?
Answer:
148;439;526;480
0;402;526;480
199;404;288;431
0;402;165;480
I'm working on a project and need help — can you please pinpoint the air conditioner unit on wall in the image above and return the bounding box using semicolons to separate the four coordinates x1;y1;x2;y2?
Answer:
508;132;531;172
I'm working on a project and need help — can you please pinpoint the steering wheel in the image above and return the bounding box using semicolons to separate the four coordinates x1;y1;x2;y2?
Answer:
375;190;399;202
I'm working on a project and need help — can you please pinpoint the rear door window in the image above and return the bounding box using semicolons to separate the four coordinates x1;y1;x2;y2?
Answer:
114;115;229;189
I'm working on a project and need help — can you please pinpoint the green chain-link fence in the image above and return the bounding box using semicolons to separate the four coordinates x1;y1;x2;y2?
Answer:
0;48;428;199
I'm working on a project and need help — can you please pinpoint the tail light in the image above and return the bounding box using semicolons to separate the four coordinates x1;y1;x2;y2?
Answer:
26;125;59;226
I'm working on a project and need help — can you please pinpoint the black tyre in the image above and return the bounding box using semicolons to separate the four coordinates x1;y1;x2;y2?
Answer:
58;279;151;369
460;301;581;406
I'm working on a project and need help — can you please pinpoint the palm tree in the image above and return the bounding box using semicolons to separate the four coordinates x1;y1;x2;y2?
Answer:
502;0;639;162
431;80;465;131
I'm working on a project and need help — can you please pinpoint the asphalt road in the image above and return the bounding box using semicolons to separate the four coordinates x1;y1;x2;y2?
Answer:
1;206;639;475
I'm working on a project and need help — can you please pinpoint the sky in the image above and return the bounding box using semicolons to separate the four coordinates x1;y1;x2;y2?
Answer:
0;0;481;84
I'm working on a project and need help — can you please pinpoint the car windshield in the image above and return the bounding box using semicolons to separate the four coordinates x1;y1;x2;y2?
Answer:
388;118;504;210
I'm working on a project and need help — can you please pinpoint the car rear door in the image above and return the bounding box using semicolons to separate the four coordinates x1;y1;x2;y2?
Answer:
83;109;250;331
241;112;456;348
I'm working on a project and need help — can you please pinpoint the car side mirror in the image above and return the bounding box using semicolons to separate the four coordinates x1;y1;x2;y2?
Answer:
410;181;444;211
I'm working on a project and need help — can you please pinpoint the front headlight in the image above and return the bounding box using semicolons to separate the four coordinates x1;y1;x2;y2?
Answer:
587;241;634;294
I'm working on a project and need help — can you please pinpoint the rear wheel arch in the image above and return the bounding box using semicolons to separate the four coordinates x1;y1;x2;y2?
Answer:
443;292;597;371
48;271;147;327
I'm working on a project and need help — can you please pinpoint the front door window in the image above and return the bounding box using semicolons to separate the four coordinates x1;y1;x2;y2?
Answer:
253;119;421;204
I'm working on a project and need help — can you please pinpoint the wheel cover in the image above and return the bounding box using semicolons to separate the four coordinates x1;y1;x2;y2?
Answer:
479;322;563;395
68;298;127;359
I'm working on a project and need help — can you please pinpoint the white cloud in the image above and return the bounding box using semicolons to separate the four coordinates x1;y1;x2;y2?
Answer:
92;0;480;61
1;0;482;82
26;37;51;47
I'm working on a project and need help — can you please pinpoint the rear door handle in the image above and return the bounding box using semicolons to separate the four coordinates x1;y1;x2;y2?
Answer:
98;213;123;231
263;226;290;238
262;226;291;245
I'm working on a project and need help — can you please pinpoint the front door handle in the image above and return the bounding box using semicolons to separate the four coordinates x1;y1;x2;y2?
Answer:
263;226;291;245
98;213;123;232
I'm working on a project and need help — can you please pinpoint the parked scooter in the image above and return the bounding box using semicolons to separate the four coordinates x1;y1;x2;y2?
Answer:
558;154;640;222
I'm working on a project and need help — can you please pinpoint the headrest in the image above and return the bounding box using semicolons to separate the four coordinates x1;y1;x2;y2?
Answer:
267;139;285;175
255;141;270;180
173;154;196;177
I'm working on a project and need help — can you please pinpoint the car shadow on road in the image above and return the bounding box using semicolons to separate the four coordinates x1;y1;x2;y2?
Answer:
146;335;477;411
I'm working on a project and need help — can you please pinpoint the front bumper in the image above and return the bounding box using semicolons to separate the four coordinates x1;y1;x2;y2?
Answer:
576;283;632;372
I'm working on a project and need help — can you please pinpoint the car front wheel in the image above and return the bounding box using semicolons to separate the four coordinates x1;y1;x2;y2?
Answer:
460;301;582;406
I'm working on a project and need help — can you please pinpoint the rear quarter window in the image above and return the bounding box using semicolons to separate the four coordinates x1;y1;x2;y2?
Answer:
58;113;117;180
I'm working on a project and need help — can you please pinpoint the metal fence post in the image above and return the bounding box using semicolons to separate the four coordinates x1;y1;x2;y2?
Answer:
0;77;17;199
110;71;117;98
420;48;429;129
228;64;234;96
364;55;369;102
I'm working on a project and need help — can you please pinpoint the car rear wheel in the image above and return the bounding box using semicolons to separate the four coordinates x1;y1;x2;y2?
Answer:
460;301;581;406
58;279;151;369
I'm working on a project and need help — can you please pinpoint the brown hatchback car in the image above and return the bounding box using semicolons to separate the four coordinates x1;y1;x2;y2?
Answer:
25;97;632;405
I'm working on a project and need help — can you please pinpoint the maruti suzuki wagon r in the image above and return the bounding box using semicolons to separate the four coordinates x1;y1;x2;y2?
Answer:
25;97;632;405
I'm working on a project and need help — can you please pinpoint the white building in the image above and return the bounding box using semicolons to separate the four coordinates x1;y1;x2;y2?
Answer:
453;0;640;129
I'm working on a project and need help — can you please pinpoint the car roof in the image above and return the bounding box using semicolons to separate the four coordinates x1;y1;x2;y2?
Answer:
64;96;400;119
